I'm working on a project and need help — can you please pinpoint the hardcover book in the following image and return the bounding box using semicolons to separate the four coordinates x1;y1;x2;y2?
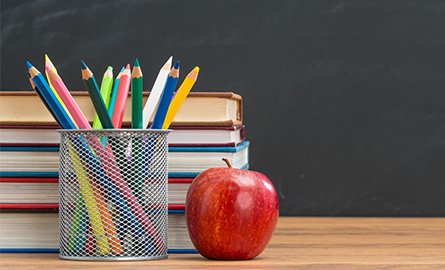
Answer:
0;125;245;147
0;91;242;127
0;142;250;178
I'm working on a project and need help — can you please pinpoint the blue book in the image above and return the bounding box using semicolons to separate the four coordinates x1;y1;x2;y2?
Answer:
0;142;250;178
0;209;197;254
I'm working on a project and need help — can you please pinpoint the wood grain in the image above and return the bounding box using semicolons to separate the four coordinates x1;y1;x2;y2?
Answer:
1;217;445;269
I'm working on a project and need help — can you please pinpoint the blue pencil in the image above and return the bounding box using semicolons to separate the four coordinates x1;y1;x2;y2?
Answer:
151;61;180;129
27;61;76;129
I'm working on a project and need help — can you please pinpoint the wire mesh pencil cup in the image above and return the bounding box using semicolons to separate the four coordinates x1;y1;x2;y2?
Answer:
58;129;170;261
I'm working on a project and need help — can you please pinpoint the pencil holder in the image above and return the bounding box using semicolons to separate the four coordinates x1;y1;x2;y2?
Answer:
58;129;170;261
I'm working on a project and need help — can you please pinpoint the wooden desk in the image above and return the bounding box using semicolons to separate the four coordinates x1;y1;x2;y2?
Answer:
1;217;445;269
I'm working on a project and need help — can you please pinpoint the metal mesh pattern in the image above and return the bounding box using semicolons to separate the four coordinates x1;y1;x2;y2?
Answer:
58;129;169;261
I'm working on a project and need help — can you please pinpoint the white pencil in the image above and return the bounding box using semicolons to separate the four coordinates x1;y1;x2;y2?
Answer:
142;56;173;128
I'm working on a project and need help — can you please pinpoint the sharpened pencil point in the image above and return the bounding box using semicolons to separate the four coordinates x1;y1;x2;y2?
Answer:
173;61;180;69
26;61;33;69
45;54;49;62
80;60;87;70
120;67;125;73
134;58;140;67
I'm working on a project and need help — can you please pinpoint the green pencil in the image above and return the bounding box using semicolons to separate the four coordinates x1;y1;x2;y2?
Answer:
93;66;113;129
131;59;144;203
131;58;143;129
81;60;114;129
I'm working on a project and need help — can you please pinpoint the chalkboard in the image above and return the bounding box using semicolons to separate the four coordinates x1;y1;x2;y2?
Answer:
2;0;445;216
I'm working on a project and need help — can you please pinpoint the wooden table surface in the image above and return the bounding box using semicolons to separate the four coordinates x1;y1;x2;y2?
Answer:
1;217;445;269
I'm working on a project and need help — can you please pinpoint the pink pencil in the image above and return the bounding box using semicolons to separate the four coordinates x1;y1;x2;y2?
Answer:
46;67;91;129
46;65;163;247
111;64;131;128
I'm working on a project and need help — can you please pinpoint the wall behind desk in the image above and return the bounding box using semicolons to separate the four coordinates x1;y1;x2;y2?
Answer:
2;0;445;216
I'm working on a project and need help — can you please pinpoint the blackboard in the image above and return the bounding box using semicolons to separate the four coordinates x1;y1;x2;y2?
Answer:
2;0;445;216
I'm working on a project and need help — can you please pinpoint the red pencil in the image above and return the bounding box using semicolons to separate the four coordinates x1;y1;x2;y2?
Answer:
111;64;131;128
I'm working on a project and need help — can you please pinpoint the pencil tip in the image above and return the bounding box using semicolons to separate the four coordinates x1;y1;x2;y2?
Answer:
168;56;173;63
134;58;140;67
120;66;125;73
26;61;33;69
80;60;87;70
194;66;200;72
45;54;49;61
126;64;130;69
107;66;113;70
173;61;180;69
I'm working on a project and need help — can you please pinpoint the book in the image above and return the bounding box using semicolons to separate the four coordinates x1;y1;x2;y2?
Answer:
0;141;250;178
0;177;193;205
0;125;245;147
0;208;196;253
0;91;242;127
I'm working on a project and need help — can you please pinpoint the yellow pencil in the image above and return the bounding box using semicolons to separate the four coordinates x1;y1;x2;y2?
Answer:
162;67;199;129
45;54;76;126
67;141;111;255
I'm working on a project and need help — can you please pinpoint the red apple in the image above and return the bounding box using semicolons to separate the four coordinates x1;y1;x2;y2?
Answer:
185;159;279;260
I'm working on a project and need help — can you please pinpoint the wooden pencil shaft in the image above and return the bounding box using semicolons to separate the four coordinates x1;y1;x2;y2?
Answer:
47;69;91;129
29;66;76;129
151;75;179;129
83;77;114;129
112;68;131;128
131;76;143;129
28;78;61;127
142;57;172;128
93;68;114;129
68;140;111;255
108;68;124;118
162;68;199;129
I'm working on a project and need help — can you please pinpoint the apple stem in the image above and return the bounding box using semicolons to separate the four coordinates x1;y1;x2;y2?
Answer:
222;158;232;168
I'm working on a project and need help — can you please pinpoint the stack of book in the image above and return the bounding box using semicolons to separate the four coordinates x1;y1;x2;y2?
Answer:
0;91;248;253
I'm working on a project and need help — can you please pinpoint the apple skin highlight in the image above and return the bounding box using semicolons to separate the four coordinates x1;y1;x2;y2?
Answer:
186;166;279;260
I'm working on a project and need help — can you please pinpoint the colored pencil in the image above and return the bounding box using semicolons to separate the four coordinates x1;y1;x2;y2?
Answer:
112;64;131;128
47;64;124;253
81;60;114;129
85;67;126;254
46;66;91;129
68;141;111;255
108;67;125;118
93;66;114;129
92;138;165;249
162;67;200;129
27;77;61;127
44;54;73;122
84;151;148;253
151;61;180;129
130;59;144;202
68;197;88;252
27;62;100;253
90;179;124;254
27;61;76;129
131;59;143;128
142;56;172;128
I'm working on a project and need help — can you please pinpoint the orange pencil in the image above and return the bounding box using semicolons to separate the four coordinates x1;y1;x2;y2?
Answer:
90;181;123;255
